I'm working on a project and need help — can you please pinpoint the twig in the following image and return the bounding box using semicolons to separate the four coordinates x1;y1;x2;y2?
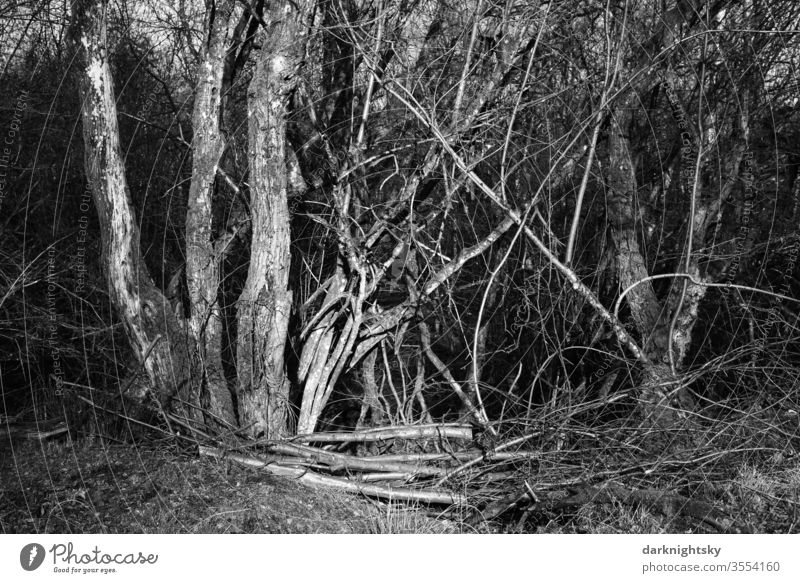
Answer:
549;483;745;533
361;450;540;463
434;431;545;487
75;394;163;433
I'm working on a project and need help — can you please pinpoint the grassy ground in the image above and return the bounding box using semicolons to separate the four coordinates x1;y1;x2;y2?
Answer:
2;411;798;534
0;438;455;534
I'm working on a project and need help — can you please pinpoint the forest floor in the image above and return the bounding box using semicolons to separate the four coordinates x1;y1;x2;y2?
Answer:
0;438;456;534
2;415;798;534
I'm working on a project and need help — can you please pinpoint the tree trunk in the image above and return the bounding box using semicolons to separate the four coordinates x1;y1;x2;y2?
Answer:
607;105;668;356
606;63;748;430
606;103;681;427
296;264;348;435
185;0;241;430
72;0;195;416
236;0;311;438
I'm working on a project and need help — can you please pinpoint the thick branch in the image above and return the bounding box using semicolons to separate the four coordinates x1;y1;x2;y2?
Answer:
199;446;466;504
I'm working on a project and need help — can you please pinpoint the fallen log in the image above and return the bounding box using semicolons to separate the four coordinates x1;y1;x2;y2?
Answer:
267;442;447;476
199;446;465;504
292;423;472;443
356;472;416;482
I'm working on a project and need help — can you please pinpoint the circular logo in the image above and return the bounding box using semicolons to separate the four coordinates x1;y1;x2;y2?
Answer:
20;543;46;571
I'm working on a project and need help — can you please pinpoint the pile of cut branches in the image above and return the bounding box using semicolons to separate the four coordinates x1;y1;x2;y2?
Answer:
195;411;785;534
197;423;545;506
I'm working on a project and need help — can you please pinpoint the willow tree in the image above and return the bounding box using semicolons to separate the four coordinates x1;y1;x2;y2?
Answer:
72;0;312;438
72;0;195;415
72;0;799;441
185;0;243;431
568;0;784;427
235;0;314;438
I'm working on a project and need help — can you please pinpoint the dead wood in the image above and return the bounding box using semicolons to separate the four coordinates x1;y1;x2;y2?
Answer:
549;483;747;533
266;442;447;476
292;423;472;443
363;450;540;463
199;446;465;504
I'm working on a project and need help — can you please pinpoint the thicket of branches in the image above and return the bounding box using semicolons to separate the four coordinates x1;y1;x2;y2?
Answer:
2;0;799;530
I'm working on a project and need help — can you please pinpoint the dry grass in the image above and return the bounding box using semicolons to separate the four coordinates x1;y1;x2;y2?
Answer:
0;438;429;534
2;386;798;535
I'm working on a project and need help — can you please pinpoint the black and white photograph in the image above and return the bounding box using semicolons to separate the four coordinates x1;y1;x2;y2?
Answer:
1;0;798;561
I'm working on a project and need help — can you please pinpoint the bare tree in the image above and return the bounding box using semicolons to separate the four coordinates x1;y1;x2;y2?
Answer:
66;0;800;444
185;0;243;430
71;0;195;412
236;0;314;438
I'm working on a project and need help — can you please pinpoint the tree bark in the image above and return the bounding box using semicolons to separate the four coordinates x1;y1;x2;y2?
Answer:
606;101;688;428
72;0;195;415
296;263;347;435
185;0;241;430
237;0;311;438
606;104;668;358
